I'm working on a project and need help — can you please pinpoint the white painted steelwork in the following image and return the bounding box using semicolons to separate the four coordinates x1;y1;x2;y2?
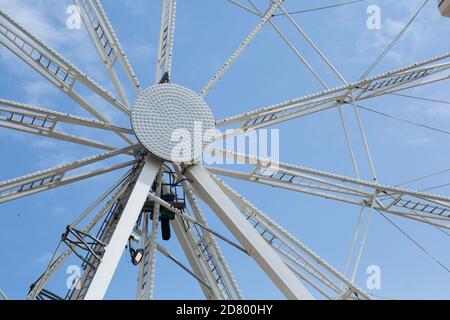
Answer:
131;84;215;163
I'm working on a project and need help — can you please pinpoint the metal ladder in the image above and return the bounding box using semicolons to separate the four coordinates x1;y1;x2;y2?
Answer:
80;0;115;63
0;20;74;86
0;109;55;130
187;220;232;299
158;1;172;66
137;210;159;300
0;174;62;200
255;166;363;197
392;197;450;217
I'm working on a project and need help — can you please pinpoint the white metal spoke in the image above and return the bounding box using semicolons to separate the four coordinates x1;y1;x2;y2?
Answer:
0;9;128;114
277;2;348;84
76;157;161;300
243;0;347;88
155;0;177;83
226;0;260;16
0;99;133;134
200;0;284;96
0;145;138;204
213;175;370;300
216;52;450;135
0;121;120;152
75;0;141;104
183;164;314;300
0;101;130;151
349;192;377;283
342;204;365;287
205;150;450;227
0;10;133;144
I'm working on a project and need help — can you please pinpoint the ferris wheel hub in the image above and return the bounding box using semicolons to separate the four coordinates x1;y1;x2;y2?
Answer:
131;83;215;163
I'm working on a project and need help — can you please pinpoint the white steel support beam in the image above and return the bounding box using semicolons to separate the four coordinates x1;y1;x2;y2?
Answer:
75;0;141;103
0;99;133;135
276;2;348;84
0;10;133;144
0;99;134;153
205;150;450;227
83;157;162;300
0;9;129;114
349;192;378;282
200;0;284;96
227;0;260;15
247;1;328;88
181;187;243;299
213;175;370;300
155;0;177;83
184;192;243;299
136;217;160;300
183;165;314;300
206;168;450;229
174;165;243;300
216;53;450;135
0;120;120;152
0;146;138;204
27;174;133;300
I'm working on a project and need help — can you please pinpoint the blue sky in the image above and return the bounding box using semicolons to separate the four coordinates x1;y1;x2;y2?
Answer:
0;0;449;300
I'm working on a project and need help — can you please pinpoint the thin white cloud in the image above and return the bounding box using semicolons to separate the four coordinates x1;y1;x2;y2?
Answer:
355;1;449;67
35;252;53;264
0;0;113;107
401;135;433;146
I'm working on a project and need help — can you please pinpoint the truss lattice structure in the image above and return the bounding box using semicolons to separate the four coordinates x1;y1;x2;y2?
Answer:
0;0;448;300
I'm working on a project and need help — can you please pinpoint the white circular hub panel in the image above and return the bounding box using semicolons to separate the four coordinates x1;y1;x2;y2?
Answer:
131;83;215;163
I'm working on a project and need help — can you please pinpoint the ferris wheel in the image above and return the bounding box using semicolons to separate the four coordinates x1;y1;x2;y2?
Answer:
0;0;449;300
